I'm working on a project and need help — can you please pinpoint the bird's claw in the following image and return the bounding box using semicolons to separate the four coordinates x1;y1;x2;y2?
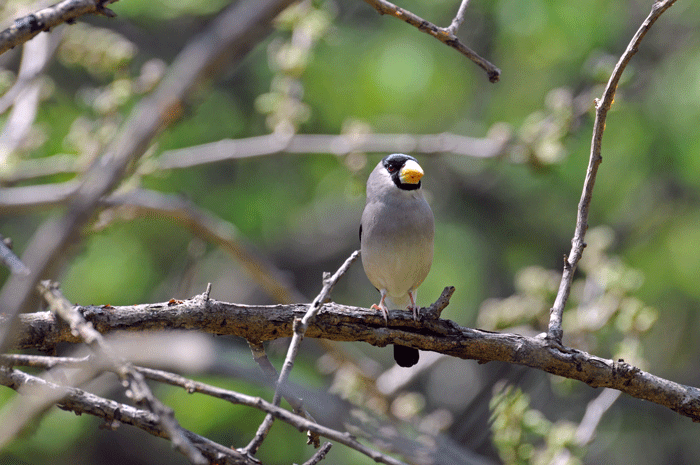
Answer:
371;303;389;325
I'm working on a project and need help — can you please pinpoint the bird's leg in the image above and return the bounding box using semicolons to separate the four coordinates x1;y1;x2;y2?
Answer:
408;290;419;321
371;289;389;325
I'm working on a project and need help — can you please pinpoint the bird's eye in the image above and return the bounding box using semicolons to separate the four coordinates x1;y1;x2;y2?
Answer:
386;165;397;173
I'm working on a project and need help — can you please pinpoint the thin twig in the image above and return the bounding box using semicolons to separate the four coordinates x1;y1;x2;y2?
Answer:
551;388;621;465
247;340;321;447
423;286;456;319
243;250;360;455
36;281;208;465
446;0;471;35
362;0;500;82
547;0;677;343
0;353;91;369
0;132;506;184
0;0;119;57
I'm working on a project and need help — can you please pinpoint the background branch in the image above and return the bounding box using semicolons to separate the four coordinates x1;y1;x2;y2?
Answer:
0;0;296;350
0;131;507;185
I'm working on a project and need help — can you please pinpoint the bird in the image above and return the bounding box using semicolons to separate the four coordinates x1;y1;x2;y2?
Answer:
360;153;434;367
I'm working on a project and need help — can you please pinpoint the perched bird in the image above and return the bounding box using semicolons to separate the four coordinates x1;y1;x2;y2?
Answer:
360;154;434;367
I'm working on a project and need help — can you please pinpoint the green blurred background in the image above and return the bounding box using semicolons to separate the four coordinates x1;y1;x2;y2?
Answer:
1;0;699;463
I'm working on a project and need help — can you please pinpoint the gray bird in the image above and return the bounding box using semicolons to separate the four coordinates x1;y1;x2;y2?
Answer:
360;154;434;367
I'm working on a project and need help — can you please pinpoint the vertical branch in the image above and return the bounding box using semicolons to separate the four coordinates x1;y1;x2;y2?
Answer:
547;0;678;343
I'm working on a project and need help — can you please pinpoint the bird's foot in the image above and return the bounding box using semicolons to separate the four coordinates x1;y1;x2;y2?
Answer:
371;303;389;325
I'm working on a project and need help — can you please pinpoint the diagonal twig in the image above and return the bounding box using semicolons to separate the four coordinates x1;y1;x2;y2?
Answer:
362;0;500;82
243;250;360;455
547;0;678;343
247;339;321;447
101;188;306;304
0;235;30;276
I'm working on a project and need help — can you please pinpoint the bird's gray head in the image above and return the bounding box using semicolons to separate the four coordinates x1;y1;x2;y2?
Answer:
381;153;424;191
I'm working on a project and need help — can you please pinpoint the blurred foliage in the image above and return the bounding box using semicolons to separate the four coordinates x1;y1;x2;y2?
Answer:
1;0;699;464
490;385;581;465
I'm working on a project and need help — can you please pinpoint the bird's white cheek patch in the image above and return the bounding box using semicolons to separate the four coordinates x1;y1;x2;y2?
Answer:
399;160;424;184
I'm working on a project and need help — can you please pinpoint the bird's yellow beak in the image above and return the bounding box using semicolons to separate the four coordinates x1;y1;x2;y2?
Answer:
399;159;424;184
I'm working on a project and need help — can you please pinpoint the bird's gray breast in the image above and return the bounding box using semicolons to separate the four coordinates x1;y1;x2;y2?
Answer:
360;190;434;302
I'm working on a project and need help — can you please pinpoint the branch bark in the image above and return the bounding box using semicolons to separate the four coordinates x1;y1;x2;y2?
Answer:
7;296;700;423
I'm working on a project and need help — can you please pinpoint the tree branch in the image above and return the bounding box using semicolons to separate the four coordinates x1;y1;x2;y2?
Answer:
7;295;700;423
244;250;359;455
0;132;507;184
0;0;119;57
362;0;500;82
547;0;678;342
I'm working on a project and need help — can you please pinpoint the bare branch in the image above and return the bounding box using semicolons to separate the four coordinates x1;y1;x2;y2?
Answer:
0;132;506;184
362;0;500;82
246;339;321;447
244;250;360;455
302;442;333;465
0;0;119;57
547;0;678;342
552;388;621;465
154;132;506;171
8;295;700;423
0;235;30;276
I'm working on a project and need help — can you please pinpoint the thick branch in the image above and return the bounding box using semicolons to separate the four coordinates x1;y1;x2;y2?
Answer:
8;297;700;422
0;0;118;57
547;0;677;342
